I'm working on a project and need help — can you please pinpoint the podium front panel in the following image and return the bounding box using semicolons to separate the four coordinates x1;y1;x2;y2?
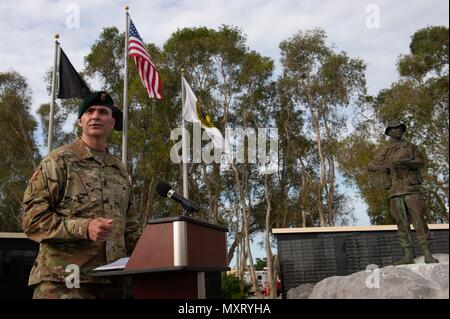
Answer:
126;222;174;269
187;222;227;267
119;217;229;298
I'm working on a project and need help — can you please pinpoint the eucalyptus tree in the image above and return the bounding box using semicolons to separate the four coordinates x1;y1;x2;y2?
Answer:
0;71;40;231
279;29;367;226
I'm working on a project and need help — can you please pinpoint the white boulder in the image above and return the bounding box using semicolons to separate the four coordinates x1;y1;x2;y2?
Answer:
287;254;448;299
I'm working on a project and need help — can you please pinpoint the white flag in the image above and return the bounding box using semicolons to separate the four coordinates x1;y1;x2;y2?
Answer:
182;77;230;154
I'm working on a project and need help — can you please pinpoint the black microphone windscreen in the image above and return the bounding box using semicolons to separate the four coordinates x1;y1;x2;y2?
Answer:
156;181;172;197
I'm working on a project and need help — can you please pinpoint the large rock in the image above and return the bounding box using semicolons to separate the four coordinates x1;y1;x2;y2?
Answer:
288;254;448;299
287;283;315;299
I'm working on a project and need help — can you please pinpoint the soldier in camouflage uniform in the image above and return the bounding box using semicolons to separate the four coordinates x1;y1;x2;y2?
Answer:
22;91;143;298
368;122;439;265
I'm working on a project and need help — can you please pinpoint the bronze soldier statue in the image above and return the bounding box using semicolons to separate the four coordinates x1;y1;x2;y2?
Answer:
22;92;143;298
368;122;439;265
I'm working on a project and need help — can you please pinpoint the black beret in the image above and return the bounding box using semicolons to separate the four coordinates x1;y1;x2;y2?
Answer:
78;91;123;131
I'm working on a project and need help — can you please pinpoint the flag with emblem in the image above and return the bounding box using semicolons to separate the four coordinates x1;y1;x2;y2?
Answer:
128;19;162;99
182;76;230;154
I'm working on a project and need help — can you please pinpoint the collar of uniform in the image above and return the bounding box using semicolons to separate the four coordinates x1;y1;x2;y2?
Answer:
73;138;96;160
74;138;109;162
73;138;125;170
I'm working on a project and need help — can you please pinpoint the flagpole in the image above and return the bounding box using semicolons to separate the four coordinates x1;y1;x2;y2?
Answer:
47;34;60;154
181;70;189;199
122;6;129;167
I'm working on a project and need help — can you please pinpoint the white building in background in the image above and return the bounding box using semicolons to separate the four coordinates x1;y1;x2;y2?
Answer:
243;269;269;290
229;267;281;296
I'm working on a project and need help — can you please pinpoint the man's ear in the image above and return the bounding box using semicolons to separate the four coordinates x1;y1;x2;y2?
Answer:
111;117;116;129
77;118;82;128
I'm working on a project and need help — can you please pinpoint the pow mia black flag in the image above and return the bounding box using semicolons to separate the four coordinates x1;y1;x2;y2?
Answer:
57;48;91;99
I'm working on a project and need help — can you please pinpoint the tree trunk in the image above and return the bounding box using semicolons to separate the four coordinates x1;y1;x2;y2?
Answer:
306;92;326;226
327;155;335;226
238;237;246;295
201;164;215;223
263;174;276;298
227;234;239;266
231;161;260;296
323;117;335;226
271;254;279;298
314;128;327;227
299;183;307;227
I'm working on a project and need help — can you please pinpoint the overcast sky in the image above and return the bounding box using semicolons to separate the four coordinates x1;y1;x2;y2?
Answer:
1;0;448;110
0;0;448;230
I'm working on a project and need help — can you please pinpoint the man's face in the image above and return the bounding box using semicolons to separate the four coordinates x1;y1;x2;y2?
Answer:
78;105;115;138
388;127;404;139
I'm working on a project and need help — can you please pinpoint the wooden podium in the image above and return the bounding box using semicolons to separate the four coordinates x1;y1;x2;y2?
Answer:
92;216;229;299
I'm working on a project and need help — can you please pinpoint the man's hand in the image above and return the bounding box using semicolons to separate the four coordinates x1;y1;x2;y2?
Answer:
88;218;113;241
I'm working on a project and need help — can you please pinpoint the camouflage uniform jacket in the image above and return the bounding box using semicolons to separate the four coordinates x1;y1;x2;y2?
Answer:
22;138;142;286
368;139;424;198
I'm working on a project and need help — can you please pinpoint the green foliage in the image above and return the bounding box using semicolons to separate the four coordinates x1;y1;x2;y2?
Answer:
279;28;367;226
36;100;78;150
221;273;250;299
0;71;41;231
84;27;125;95
398;26;448;79
337;130;393;224
254;257;267;271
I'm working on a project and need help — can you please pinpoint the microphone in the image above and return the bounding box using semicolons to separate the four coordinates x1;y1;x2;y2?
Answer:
156;181;199;214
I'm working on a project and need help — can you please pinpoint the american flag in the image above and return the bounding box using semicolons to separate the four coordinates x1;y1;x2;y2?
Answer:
128;19;162;99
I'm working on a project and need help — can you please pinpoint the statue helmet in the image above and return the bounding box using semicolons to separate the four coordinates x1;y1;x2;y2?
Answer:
385;121;406;136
